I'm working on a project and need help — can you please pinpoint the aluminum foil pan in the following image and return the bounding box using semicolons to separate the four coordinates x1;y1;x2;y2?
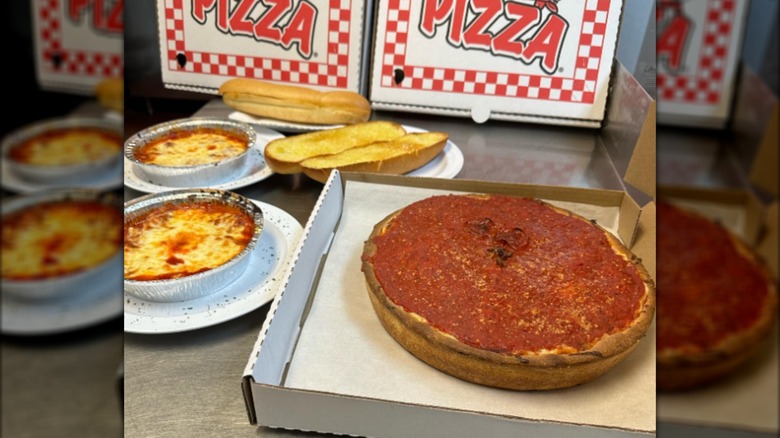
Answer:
125;118;256;187
1;189;123;301
123;189;264;303
1;117;123;184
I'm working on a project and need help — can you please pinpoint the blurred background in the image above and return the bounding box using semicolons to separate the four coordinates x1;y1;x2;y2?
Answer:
1;1;123;437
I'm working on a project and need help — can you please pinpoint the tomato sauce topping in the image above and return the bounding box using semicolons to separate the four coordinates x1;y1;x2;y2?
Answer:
365;195;646;355
656;201;770;351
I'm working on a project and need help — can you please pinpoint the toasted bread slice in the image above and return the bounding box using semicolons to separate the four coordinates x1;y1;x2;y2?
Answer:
263;121;406;174
300;132;448;183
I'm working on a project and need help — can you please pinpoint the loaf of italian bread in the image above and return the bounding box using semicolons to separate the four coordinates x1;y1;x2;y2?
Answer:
95;78;123;113
301;132;448;183
219;78;371;125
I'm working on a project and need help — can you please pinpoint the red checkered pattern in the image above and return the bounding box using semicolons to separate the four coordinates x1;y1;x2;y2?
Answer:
164;0;352;88
657;0;735;104
36;0;123;76
379;0;612;104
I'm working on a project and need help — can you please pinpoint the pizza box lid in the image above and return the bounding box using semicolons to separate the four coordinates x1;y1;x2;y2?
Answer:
655;185;778;435
368;0;625;128
656;0;750;129
31;0;123;95
242;171;655;437
155;0;372;95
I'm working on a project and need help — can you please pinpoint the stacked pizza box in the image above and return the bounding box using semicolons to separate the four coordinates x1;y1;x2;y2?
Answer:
157;0;625;128
31;0;123;94
656;0;750;129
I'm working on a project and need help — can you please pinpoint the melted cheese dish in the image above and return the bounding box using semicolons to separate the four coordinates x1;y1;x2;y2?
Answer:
1;201;122;280
9;128;121;166
124;202;255;281
133;129;249;167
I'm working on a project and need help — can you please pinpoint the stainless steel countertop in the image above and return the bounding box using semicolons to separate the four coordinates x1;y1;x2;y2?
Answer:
121;99;640;437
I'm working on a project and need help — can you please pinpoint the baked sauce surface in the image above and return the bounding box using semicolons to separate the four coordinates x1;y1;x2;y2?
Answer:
124;202;255;281
657;200;769;351
9;127;121;166
1;201;122;279
366;195;646;355
133;129;248;167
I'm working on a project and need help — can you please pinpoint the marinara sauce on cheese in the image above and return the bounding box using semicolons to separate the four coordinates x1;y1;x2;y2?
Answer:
1;200;122;280
133;129;248;167
656;200;770;351
364;195;646;355
124;201;255;281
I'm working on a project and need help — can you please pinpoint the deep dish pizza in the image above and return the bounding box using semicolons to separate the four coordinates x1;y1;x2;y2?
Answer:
1;200;122;280
7;127;121;166
361;194;655;390
124;201;256;281
131;128;249;167
656;200;777;391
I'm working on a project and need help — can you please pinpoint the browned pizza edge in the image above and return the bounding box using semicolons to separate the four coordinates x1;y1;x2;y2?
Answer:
361;196;656;391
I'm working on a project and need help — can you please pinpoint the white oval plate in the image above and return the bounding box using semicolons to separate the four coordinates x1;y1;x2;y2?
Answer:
1;155;123;194
123;200;302;334
1;262;122;336
123;126;284;194
403;125;464;179
228;110;343;134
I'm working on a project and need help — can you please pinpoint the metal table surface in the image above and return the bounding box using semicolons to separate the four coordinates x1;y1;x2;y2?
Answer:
122;99;630;437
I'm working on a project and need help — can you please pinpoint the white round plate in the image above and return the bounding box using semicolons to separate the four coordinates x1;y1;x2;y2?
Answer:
124;200;302;334
123;126;284;194
403;125;464;179
1;263;123;336
228;110;343;133
1;155;123;194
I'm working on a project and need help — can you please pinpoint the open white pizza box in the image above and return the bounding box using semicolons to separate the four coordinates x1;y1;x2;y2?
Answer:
155;0;372;95
31;0;123;95
369;0;626;128
242;169;656;437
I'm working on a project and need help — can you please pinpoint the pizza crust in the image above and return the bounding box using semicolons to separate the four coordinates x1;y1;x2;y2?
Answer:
362;195;656;390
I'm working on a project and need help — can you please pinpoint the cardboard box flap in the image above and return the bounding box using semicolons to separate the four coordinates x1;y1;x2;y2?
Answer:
245;171;655;437
242;174;344;422
601;63;656;199
749;102;779;198
731;64;779;197
631;201;656;282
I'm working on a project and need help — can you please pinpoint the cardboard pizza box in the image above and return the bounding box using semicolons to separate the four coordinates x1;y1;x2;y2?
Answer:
368;0;626;128
656;0;750;129
31;0;123;95
242;170;655;438
155;0;372;95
